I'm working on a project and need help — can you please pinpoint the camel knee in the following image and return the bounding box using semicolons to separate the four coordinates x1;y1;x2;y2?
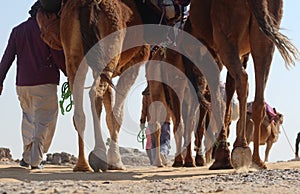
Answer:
73;112;86;136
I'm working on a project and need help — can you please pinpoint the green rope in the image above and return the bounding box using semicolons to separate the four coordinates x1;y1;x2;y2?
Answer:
137;126;147;149
59;82;73;115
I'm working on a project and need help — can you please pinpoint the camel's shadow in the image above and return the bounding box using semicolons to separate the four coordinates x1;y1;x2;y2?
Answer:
0;165;231;182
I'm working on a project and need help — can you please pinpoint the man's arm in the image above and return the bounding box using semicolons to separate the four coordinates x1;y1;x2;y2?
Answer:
0;28;17;88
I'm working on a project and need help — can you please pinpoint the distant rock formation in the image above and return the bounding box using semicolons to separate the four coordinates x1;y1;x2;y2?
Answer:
0;147;13;161
46;152;78;165
119;147;150;167
0;147;172;167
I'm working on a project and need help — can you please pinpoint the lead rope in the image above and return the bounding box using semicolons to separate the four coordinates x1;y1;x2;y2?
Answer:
59;82;73;115
281;125;296;154
137;125;147;149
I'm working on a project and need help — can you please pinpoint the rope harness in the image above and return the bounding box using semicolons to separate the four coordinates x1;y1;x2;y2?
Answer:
137;125;147;149
59;82;73;115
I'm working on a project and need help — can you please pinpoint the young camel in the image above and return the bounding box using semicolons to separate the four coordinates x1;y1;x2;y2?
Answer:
246;102;284;162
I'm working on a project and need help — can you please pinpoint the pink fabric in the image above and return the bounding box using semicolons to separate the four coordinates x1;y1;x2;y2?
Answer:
247;102;277;121
265;103;276;118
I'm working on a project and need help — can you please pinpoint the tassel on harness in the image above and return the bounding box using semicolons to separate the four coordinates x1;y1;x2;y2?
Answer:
59;82;73;115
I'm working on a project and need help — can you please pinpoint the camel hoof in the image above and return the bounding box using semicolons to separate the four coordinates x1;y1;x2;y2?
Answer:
108;164;126;170
231;147;252;170
183;161;196;167
172;161;183;167
209;161;233;170
195;154;205;166
152;158;164;167
73;164;93;172
209;142;233;170
107;159;126;170
172;154;184;167
88;151;108;172
251;157;268;170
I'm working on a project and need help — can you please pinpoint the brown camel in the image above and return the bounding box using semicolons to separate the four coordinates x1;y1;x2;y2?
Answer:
136;1;198;167
246;102;284;162
58;0;150;172
38;0;188;170
146;47;191;167
193;82;241;166
146;47;212;167
187;0;298;170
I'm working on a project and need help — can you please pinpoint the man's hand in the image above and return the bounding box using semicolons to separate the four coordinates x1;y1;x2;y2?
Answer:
0;86;3;95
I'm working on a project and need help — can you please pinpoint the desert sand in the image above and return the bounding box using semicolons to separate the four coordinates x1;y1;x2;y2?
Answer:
0;149;299;194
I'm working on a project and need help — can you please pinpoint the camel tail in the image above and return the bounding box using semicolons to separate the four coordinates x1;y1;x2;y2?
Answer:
249;0;299;68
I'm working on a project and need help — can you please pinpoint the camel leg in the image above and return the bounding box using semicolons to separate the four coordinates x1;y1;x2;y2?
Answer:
183;92;199;167
194;106;208;166
88;75;108;172
250;21;275;169
146;57;169;167
224;72;236;137
171;95;184;167
232;71;248;148
106;64;141;170
204;121;215;165
245;114;254;144
205;148;213;165
151;121;164;167
210;56;249;170
72;62;92;172
59;0;91;172
147;82;167;167
173;117;184;167
264;141;273;162
251;100;266;169
182;96;198;167
167;53;188;168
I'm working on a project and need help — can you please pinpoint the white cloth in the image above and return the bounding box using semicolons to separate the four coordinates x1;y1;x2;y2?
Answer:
17;84;58;166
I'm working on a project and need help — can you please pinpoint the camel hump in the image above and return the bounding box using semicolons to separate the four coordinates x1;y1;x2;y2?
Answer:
119;1;133;24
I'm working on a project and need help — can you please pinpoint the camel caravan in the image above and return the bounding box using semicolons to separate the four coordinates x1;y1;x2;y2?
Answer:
36;0;298;172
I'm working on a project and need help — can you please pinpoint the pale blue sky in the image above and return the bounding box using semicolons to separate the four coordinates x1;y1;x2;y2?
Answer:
0;1;300;163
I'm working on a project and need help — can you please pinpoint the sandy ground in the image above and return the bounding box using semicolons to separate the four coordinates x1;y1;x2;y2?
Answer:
0;159;299;194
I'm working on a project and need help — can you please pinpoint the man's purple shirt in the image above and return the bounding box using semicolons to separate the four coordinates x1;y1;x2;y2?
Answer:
0;17;66;87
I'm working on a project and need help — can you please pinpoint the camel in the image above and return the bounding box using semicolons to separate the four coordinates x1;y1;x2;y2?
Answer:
146;48;214;167
37;0;192;171
133;1;200;167
246;102;284;162
57;0;150;171
193;82;240;166
187;0;298;170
